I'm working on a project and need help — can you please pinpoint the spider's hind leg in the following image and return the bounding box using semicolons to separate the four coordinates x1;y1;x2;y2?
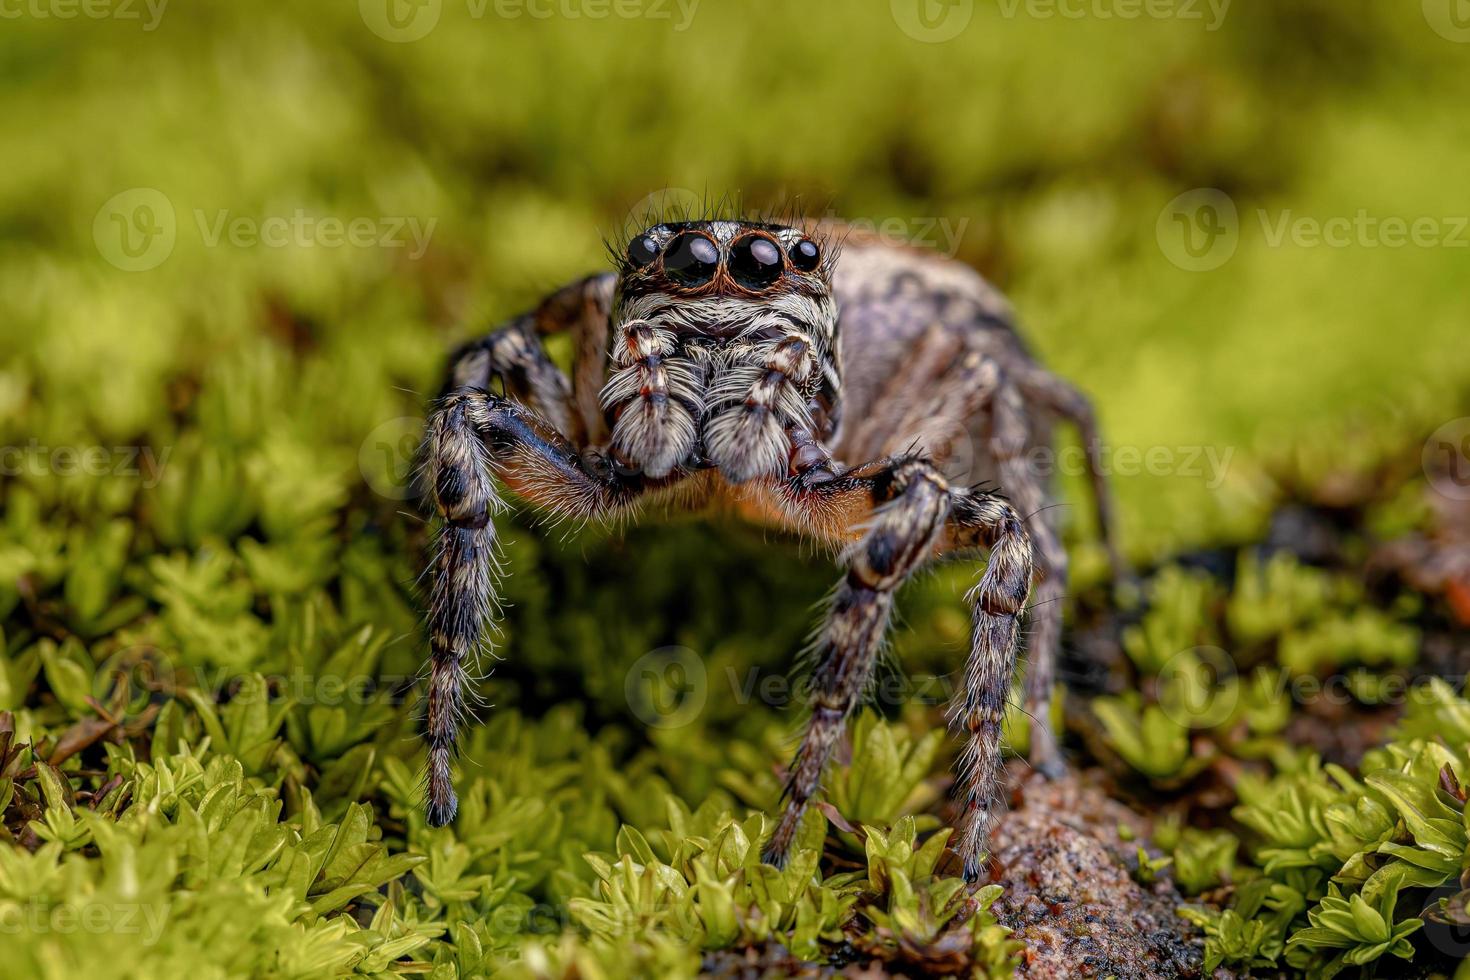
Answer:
987;382;1070;780
1018;366;1126;586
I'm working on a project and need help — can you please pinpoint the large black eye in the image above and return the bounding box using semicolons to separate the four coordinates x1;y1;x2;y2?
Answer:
627;234;659;267
663;232;719;286
729;235;784;290
789;238;820;272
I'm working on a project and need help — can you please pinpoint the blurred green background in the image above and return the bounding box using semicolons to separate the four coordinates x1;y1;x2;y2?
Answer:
2;1;1469;976
5;0;1468;560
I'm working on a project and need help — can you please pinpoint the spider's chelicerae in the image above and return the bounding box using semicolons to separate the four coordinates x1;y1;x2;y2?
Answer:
420;216;1119;881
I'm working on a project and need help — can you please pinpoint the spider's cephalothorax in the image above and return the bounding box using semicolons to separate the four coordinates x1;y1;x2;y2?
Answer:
420;216;1121;882
600;220;842;483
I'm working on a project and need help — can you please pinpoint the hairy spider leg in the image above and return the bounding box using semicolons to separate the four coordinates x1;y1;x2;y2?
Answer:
421;388;638;824
761;457;1033;882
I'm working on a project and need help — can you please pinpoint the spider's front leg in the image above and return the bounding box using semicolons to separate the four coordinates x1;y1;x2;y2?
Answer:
945;485;1034;880
421;387;635;825
761;457;1033;882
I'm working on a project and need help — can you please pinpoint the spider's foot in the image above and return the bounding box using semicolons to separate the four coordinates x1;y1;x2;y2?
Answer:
426;793;458;827
760;817;799;869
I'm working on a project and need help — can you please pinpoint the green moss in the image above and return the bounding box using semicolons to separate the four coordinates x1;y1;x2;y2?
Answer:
1181;682;1470;976
3;1;1469;975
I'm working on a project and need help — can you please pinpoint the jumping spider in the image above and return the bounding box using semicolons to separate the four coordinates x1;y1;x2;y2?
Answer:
420;216;1119;880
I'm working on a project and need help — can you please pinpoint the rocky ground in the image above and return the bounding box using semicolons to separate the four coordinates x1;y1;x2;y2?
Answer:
700;765;1220;979
990;769;1218;980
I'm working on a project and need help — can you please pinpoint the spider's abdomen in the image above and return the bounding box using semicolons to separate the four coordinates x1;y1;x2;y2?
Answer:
822;228;1040;470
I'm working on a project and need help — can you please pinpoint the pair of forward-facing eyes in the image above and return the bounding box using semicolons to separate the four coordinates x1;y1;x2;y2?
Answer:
626;230;821;289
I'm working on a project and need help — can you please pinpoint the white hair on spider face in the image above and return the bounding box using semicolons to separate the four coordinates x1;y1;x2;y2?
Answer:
599;219;841;483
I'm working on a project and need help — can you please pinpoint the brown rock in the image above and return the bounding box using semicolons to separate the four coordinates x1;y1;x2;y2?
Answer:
988;765;1224;980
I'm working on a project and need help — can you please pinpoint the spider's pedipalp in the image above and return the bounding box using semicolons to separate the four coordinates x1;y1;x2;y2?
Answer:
705;332;817;482
602;317;705;477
